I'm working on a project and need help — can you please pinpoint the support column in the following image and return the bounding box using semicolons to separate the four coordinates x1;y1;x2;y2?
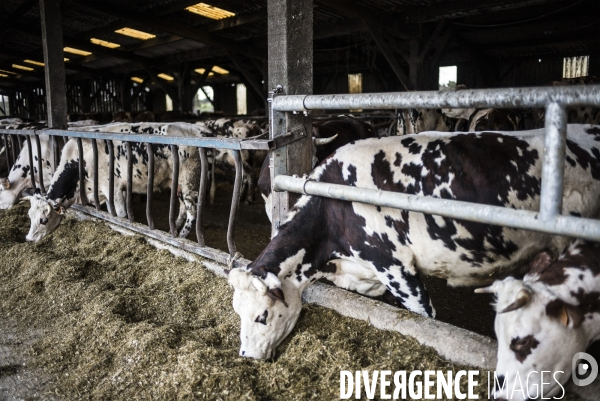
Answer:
409;39;419;90
122;77;132;112
178;63;193;112
268;0;313;235
39;0;68;129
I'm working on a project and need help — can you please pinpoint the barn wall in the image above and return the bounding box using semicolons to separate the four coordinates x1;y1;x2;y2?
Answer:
213;83;238;115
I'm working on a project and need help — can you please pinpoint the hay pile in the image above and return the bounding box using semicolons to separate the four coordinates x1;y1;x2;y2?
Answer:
0;204;581;400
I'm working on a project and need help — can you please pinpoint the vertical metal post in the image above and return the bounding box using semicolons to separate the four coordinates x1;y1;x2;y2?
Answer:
539;102;567;221
125;141;134;222
14;135;21;154
409;39;419;90
39;0;68;129
267;0;313;237
169;145;180;237
76;138;86;205
146;143;155;229
3;135;11;170
106;140;116;216
26;135;36;189
196;147;209;246
33;134;45;193
9;135;17;166
49;136;57;174
91;139;100;211
227;150;243;256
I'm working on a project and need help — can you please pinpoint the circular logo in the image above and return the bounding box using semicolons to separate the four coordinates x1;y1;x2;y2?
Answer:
572;352;598;387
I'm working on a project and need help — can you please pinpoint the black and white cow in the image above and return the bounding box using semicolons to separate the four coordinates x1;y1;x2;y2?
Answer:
0;135;56;209
478;240;600;400
197;118;265;204
229;124;600;359
25;122;209;242
398;108;456;134
258;116;377;222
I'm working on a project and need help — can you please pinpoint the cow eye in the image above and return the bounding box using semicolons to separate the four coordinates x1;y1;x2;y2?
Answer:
254;310;268;325
40;218;48;225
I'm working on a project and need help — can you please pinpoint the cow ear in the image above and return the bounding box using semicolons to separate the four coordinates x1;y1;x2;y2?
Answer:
34;188;41;195
228;268;253;290
57;206;66;215
547;299;584;329
266;287;288;308
559;303;584;328
529;251;554;274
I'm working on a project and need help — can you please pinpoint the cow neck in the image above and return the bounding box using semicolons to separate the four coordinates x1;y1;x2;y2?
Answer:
249;195;336;289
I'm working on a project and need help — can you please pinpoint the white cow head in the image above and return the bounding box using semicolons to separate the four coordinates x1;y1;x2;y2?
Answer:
0;178;17;209
229;268;301;359
26;193;65;242
478;276;587;400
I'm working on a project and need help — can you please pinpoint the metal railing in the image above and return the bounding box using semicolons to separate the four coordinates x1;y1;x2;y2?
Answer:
271;85;600;242
0;127;302;267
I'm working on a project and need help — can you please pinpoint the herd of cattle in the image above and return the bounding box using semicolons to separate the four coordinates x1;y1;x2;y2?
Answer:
2;83;600;400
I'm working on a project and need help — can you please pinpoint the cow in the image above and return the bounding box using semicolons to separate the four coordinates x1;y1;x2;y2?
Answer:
0;134;57;209
25;122;209;242
477;240;600;400
197;118;265;204
398;108;456;135
228;124;600;359
257;116;377;222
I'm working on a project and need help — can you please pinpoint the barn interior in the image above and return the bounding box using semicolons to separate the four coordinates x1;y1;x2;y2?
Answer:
0;0;599;399
1;0;598;120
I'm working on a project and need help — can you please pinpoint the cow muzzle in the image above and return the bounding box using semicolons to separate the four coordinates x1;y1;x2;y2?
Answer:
239;347;274;360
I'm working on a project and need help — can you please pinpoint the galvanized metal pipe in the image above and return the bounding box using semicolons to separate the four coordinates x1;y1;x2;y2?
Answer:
49;136;57;174
540;102;567;221
196;147;209;246
272;85;600;111
91;139;100;211
25;136;36;190
169;145;180;237
76;138;86;205
126;141;134;223
9;135;16;166
0;129;273;151
15;134;22;153
273;175;600;242
146;143;155;230
106;140;116;217
227;150;243;256
33;134;45;193
3;135;11;172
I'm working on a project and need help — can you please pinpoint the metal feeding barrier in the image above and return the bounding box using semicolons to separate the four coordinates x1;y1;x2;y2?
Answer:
0;127;304;267
271;85;600;241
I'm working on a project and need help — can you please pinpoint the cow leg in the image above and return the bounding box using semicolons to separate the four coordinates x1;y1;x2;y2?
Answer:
372;262;435;318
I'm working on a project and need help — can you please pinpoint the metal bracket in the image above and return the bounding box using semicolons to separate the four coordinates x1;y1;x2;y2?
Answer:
269;127;306;150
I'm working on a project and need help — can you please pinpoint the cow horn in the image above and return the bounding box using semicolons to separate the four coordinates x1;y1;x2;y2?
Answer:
0;178;9;189
499;288;532;314
313;134;338;146
46;204;52;215
474;286;495;294
252;277;268;294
